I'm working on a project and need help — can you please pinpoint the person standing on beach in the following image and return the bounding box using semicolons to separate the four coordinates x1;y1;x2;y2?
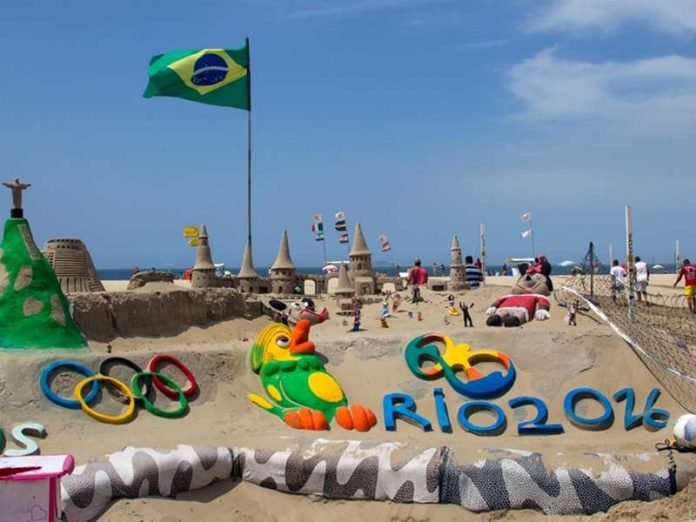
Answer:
539;255;553;291
634;256;650;305
432;262;439;276
464;256;484;289
610;260;626;304
459;301;474;327
407;258;428;303
674;259;696;313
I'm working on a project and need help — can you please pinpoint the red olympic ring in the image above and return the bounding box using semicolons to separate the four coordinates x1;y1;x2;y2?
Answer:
146;354;198;399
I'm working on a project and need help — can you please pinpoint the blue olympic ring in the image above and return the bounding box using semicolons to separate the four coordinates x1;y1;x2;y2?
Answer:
40;360;100;409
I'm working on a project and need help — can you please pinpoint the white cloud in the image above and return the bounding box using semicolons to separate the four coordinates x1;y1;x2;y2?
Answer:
507;49;696;126
532;0;696;36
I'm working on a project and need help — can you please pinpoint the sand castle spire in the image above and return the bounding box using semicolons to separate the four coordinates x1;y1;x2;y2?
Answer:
348;222;375;295
193;225;215;271
191;224;218;288
448;234;466;291
269;230;297;294
334;262;354;296
237;240;259;279
349;223;371;256
451;235;462;266
271;230;295;271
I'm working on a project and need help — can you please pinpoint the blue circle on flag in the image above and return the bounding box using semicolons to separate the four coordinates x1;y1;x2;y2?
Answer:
191;54;228;86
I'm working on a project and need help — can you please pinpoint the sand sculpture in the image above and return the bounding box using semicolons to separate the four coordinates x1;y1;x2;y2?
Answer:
231;224;391;296
486;272;552;327
269;230;298;294
348;222;376;296
448;235;466;291
404;333;516;400
191;225;219;288
236;240;264;293
0;179;87;348
43;238;105;293
248;319;377;431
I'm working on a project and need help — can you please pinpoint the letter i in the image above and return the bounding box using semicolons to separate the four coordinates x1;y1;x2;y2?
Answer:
434;387;452;433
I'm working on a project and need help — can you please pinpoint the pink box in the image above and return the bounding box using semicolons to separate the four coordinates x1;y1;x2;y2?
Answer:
0;454;74;522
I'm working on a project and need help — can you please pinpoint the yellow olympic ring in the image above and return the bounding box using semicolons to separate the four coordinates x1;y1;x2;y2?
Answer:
74;375;136;425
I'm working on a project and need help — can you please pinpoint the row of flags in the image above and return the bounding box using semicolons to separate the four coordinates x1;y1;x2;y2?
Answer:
311;212;391;252
520;211;533;239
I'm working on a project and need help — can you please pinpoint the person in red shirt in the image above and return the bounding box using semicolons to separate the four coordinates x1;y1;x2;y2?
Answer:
674;259;696;313
407;257;428;303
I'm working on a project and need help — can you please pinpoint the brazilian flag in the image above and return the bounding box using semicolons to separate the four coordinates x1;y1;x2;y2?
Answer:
143;42;250;110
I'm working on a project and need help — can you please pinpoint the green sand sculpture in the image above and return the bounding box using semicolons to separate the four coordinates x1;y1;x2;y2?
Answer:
0;179;87;349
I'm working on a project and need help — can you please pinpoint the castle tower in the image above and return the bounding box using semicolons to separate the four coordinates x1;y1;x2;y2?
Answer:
269;230;297;294
236;240;260;293
448;234;466;291
349;223;375;296
334;262;355;297
43;239;105;293
191;225;217;288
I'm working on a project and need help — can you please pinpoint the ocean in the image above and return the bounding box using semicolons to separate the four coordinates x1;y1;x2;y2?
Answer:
97;263;677;280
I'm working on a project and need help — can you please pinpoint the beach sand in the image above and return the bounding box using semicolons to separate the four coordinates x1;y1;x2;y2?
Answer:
3;279;695;521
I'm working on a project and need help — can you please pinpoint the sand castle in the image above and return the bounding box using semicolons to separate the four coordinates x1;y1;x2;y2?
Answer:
269;230;298;294
348;222;377;296
230;224;397;297
448;234;466;291
43;238;105;293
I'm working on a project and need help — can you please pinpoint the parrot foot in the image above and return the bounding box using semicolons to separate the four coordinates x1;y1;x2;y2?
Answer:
284;408;329;431
335;405;378;432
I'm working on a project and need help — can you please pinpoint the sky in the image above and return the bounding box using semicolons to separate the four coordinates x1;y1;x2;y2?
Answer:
1;0;695;269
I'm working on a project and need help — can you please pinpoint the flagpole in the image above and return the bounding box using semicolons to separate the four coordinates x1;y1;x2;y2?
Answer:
530;217;536;258
246;36;253;251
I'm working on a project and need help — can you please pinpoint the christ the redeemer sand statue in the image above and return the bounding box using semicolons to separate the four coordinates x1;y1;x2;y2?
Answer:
3;178;31;218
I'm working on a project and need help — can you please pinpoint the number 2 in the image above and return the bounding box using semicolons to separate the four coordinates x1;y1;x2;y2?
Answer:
509;396;564;435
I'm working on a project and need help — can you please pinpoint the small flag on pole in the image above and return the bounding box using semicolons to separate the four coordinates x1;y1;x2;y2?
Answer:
339;233;349;244
311;217;325;241
334;212;348;231
378;234;391;252
522;229;533;239
520;212;532;222
183;226;199;238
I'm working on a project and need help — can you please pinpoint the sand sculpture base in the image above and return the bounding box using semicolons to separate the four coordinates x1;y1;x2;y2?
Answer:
0;218;87;349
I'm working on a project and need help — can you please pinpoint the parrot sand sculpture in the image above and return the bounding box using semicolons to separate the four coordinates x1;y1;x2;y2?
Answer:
248;317;377;431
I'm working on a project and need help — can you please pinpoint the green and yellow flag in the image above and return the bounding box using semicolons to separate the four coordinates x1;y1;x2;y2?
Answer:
143;43;250;110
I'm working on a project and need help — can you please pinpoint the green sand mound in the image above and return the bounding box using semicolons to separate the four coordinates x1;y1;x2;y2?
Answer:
0;218;87;349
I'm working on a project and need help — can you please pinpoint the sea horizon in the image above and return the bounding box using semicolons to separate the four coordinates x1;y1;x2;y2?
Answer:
96;262;680;281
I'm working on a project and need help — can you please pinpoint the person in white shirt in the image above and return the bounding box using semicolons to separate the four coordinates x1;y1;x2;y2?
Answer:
610;260;626;304
633;256;650;305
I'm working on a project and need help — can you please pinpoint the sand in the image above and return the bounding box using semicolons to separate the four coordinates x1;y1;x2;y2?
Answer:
2;280;696;521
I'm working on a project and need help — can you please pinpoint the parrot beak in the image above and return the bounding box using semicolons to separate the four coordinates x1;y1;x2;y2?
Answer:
290;319;315;354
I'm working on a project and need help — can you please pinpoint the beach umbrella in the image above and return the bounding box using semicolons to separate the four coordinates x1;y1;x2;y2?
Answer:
322;264;338;273
559;260;576;267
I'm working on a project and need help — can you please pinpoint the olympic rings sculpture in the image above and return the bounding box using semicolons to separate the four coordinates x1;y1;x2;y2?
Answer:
39;355;198;424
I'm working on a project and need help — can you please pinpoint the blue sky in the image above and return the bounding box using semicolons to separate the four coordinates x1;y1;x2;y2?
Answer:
1;0;694;268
